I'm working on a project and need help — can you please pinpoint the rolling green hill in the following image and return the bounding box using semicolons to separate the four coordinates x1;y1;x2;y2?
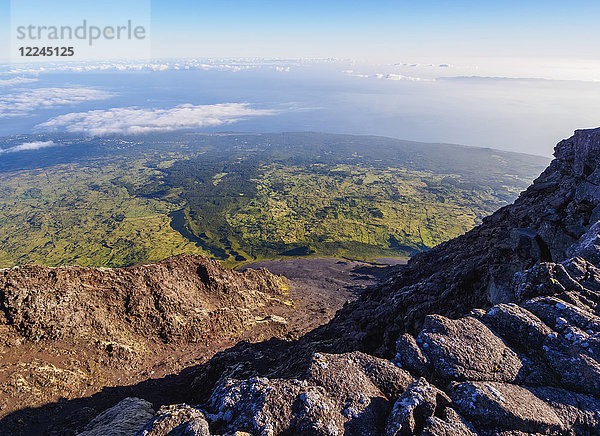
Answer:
0;132;549;268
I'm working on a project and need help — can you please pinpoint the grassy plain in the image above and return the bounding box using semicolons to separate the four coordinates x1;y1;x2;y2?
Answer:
0;155;206;267
0;132;549;268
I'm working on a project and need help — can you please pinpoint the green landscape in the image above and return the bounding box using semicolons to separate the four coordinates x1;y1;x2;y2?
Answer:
0;132;549;268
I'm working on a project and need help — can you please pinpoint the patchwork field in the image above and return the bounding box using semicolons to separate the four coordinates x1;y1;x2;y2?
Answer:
0;132;549;267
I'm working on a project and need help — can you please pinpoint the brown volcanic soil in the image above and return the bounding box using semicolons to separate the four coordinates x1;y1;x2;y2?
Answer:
239;257;403;335
0;255;393;435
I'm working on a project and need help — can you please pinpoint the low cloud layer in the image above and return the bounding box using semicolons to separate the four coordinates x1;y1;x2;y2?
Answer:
0;141;57;154
343;70;435;82
36;103;278;135
0;87;115;118
0;77;39;87
374;73;435;82
5;58;306;75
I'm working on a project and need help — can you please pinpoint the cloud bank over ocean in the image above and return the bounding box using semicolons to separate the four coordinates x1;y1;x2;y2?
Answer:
0;87;115;118
0;77;39;87
36;103;278;135
0;58;598;155
0;141;57;154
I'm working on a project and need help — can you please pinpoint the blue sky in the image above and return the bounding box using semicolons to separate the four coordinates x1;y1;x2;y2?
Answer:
148;0;600;60
2;0;600;62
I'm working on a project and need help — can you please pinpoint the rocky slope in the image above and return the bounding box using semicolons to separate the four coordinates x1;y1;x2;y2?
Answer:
5;128;600;435
0;255;293;425
81;128;600;436
0;254;288;345
317;127;600;357
0;254;388;435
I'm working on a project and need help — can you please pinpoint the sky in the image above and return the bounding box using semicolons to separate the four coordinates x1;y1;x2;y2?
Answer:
1;1;600;156
2;0;600;64
148;1;600;62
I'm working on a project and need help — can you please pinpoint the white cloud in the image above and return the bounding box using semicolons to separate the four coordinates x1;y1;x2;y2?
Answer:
374;73;435;82
343;70;434;82
342;70;370;78
36;103;278;135
0;141;57;154
5;58;303;75
393;63;454;69
0;87;115;118
0;77;39;86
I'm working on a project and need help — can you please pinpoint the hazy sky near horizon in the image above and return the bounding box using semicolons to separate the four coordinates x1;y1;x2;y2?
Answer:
2;1;600;67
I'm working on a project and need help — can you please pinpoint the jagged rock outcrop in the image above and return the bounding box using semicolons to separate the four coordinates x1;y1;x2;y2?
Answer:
128;247;600;434
205;351;413;435
0;254;287;345
0;254;295;431
78;397;155;436
8;129;600;435
138;404;211;436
